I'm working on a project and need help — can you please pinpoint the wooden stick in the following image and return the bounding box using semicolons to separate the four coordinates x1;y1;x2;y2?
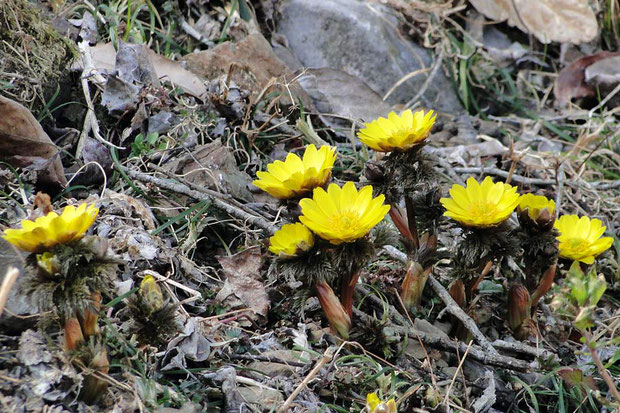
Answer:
278;347;334;412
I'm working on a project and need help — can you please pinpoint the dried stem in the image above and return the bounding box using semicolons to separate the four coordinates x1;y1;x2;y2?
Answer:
123;168;278;234
383;245;498;355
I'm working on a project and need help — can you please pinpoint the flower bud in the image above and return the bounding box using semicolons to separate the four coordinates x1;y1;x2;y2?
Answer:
517;194;556;233
315;280;351;339
80;346;110;403
508;284;531;332
36;252;60;275
79;290;101;338
401;261;431;310
139;275;165;313
64;317;85;351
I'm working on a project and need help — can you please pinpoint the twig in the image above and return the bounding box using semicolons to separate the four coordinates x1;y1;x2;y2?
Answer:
383;246;498;355
593;180;620;190
491;339;556;361
277;347;334;413
123;168;278;234
354;308;531;372
405;48;445;109
0;267;19;317
444;340;474;406
146;163;270;221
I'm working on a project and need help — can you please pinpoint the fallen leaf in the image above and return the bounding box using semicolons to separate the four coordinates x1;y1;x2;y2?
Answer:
162;317;211;370
469;0;597;44
0;95;67;187
85;43;207;101
182;32;311;107
554;52;620;107
216;247;269;322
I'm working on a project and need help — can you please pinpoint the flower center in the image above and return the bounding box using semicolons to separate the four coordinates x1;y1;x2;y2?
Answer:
568;238;588;251
468;201;499;218
329;211;361;233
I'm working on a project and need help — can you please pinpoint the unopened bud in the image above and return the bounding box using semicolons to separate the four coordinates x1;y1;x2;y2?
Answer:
508;284;531;332
517;194;556;233
36;252;60;275
139;275;165;313
401;261;431;310
315;280;351;339
81;346;110;403
79;290;102;338
64;317;85;351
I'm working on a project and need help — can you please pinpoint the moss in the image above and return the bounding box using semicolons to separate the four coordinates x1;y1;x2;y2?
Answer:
0;0;76;111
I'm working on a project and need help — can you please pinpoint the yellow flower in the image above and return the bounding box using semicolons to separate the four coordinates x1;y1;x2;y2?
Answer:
440;176;520;228
268;223;315;258
555;215;613;264
517;193;556;232
299;182;390;245
253;145;337;199
2;203;99;252
357;109;436;152
366;393;396;413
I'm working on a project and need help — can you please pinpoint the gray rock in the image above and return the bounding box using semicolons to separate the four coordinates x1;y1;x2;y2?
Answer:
277;0;463;113
297;68;393;128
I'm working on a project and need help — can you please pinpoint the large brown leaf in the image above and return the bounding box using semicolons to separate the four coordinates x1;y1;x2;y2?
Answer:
0;95;66;187
469;0;597;44
554;52;620;107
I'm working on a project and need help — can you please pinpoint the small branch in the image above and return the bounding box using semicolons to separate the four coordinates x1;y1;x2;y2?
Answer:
354;308;531;372
123;168;278;234
585;332;620;405
383;246;498;355
278;347;334;412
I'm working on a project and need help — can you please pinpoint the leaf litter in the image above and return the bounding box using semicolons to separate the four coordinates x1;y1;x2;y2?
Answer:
0;0;618;412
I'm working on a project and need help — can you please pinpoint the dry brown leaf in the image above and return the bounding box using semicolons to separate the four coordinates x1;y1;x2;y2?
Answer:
554;52;620;107
216;247;269;322
0;95;67;187
469;0;597;44
87;43;207;100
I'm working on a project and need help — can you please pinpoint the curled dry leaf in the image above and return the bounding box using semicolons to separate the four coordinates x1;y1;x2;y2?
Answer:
554;52;620;107
469;0;597;44
0;95;67;187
